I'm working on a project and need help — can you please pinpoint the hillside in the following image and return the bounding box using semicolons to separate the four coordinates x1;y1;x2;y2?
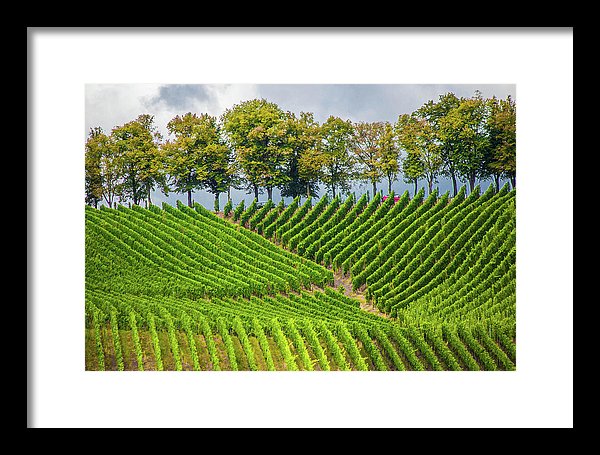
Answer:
85;185;516;371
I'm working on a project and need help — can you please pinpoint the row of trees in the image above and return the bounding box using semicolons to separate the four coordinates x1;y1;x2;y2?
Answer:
85;91;516;210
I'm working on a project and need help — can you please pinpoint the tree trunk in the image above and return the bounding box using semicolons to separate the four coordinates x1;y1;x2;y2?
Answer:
253;184;259;200
306;183;311;198
451;172;458;197
372;181;377;199
133;182;140;205
494;174;500;193
387;176;392;194
147;184;152;207
413;179;417;196
468;175;476;194
428;178;433;196
214;192;220;212
227;186;231;202
331;184;336;199
510;174;516;190
187;190;192;207
105;189;114;209
267;187;273;201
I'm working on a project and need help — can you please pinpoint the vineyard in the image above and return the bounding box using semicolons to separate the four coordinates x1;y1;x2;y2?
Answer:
85;184;516;371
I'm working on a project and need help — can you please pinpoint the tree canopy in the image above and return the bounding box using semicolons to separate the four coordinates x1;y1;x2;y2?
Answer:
86;92;516;209
319;116;356;199
112;114;165;207
221;98;290;200
279;111;322;199
351;121;386;198
486;95;516;190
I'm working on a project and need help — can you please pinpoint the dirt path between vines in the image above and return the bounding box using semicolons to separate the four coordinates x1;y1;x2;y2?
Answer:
332;270;390;319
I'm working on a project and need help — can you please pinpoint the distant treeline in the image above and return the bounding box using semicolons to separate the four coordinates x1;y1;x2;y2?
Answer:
85;90;515;211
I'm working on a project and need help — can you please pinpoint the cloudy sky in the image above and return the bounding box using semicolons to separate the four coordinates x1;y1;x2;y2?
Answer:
85;83;516;208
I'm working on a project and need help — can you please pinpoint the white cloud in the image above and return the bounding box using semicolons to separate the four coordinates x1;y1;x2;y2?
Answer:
209;84;260;116
86;83;261;140
85;84;162;135
85;83;516;143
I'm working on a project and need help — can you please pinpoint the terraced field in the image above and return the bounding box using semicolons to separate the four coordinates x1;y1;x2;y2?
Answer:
85;184;516;371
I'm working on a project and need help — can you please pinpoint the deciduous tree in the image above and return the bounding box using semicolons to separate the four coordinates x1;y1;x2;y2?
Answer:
112;114;166;207
279;111;321;199
418;92;462;196
396;114;442;195
85;127;104;208
85;127;122;208
378;122;400;194
351;121;385;198
320;116;355;198
221;99;289;201
486;95;516;190
442;92;490;193
199;142;236;212
162;112;221;207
